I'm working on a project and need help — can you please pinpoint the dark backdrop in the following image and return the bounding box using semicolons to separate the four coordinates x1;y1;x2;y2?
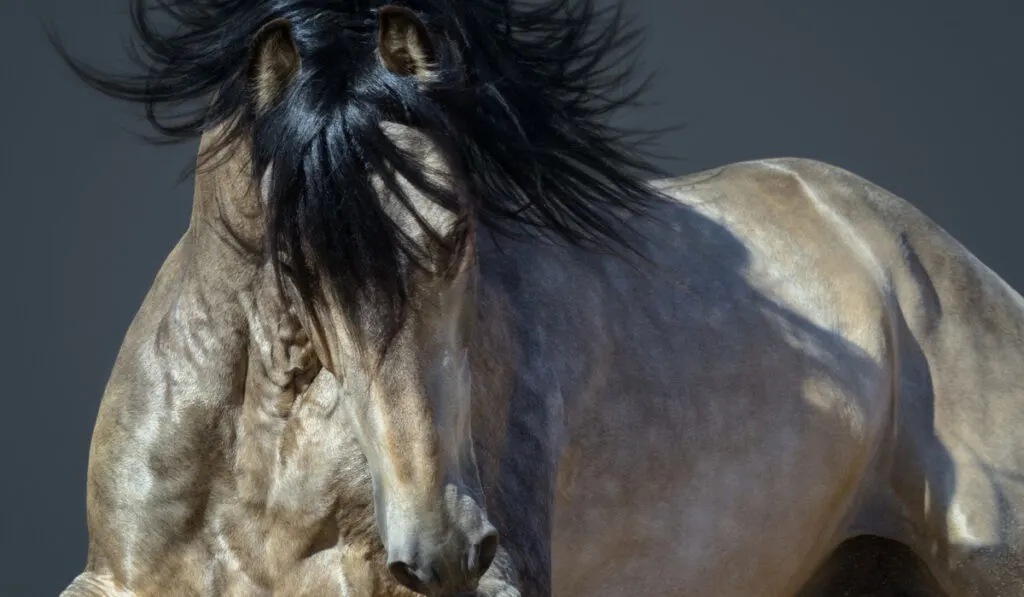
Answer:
2;0;1022;594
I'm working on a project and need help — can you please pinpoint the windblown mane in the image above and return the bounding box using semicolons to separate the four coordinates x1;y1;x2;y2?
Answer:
49;0;671;352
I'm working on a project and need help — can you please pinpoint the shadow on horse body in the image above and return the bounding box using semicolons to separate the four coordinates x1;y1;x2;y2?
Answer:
49;1;1024;596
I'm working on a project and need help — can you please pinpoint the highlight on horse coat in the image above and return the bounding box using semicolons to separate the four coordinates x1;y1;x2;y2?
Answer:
50;1;1024;597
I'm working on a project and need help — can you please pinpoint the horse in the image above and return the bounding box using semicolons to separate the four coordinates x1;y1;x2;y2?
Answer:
50;0;1024;596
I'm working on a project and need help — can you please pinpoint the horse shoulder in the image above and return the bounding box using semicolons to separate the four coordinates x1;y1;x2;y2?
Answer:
84;232;252;592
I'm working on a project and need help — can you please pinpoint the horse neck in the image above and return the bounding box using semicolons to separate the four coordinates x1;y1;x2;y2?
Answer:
153;140;320;487
156;133;291;380
189;128;266;251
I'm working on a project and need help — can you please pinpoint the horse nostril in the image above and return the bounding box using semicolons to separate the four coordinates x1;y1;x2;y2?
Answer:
473;530;499;577
388;560;429;595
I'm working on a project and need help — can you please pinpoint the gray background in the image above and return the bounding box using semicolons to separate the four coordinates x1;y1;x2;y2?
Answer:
2;0;1022;594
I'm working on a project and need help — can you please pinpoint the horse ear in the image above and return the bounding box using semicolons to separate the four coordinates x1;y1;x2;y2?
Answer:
249;18;301;112
377;5;437;80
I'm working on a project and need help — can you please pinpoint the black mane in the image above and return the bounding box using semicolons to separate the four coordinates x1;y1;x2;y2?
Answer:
49;0;671;352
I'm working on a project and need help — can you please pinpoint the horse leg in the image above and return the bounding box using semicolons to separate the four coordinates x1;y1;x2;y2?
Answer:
891;380;1024;595
913;452;1024;597
891;350;1024;594
878;273;1024;596
59;572;134;597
